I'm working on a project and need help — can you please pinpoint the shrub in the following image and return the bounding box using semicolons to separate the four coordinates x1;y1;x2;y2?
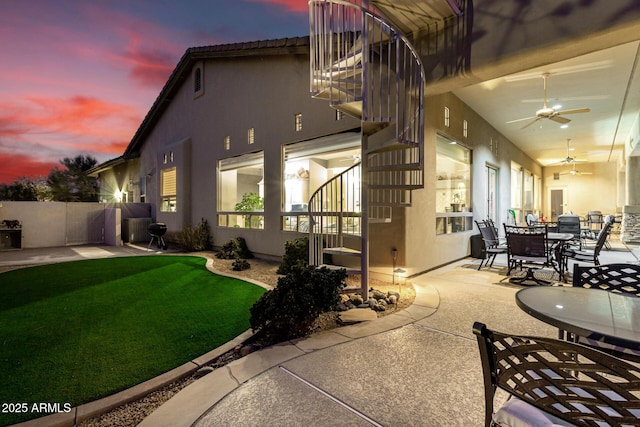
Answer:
216;237;254;259
249;264;346;343
277;236;309;275
178;218;212;251
232;258;251;271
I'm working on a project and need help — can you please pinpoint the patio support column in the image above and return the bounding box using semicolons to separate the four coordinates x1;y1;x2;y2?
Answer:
622;155;640;243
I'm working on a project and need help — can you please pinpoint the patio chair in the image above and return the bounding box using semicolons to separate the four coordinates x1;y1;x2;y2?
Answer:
473;321;640;427
571;263;640;362
582;214;615;249
563;216;614;269
503;224;553;285
474;220;507;270
556;214;582;249
587;210;604;232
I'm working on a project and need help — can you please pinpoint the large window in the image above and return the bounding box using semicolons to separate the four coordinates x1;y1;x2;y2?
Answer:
435;134;472;234
218;151;264;229
160;167;177;212
282;133;360;232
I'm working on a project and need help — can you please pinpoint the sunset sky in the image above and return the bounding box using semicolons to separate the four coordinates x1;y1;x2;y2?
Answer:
0;0;307;184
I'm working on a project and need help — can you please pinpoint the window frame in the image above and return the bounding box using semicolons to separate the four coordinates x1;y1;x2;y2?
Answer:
160;167;177;212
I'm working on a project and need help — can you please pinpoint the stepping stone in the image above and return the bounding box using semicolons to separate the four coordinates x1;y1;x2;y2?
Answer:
339;308;378;324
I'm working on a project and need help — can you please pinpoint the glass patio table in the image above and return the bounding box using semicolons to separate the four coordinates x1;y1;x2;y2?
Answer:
515;286;640;351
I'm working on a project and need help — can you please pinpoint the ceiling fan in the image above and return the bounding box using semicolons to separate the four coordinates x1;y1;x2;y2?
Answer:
506;73;591;129
560;162;592;176
551;139;587;165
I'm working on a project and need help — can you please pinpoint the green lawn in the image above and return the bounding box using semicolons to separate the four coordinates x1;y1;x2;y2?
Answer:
0;255;265;426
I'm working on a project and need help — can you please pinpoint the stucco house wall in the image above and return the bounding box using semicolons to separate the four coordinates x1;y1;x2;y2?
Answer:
114;40;362;258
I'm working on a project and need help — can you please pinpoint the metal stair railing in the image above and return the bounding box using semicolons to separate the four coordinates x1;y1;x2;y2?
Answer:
310;0;425;152
308;162;362;267
309;0;427;298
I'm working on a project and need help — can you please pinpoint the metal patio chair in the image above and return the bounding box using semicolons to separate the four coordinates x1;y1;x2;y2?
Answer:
474;220;507;270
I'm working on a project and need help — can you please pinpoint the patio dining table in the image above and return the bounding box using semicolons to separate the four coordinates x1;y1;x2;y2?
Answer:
516;286;640;352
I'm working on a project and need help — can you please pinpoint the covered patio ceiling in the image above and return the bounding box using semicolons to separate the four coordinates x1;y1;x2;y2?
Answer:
453;40;640;167
368;0;640;168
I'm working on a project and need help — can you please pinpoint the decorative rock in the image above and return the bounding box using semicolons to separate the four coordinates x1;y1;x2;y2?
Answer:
371;301;386;311
388;291;400;299
194;366;214;378
351;295;364;306
388;294;398;304
239;343;259;357
357;303;369;309
336;302;349;312
370;289;386;300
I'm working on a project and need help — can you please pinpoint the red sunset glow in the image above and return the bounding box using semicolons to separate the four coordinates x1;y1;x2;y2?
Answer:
0;0;307;185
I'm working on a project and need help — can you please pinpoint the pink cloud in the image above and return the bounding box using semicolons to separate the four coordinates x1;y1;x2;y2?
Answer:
248;0;308;13
0;96;138;139
0;152;58;184
76;5;185;89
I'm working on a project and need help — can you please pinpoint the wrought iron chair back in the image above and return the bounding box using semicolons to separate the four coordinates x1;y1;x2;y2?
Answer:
474;220;507;270
573;263;640;297
503;224;553;284
473;321;640;427
557;214;582;248
564;219;613;268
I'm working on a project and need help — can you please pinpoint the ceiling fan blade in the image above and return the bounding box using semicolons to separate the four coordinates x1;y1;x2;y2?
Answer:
560;169;592;176
521;117;542;129
549;115;571;124
506;116;537;124
557;107;590;115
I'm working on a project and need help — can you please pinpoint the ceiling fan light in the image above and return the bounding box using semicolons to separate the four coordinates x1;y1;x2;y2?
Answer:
552;104;562;110
560;124;569;129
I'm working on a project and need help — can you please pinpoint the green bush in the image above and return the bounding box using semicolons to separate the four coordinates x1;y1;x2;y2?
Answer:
216;237;254;259
178;218;212;251
232;258;251;271
249;264;346;343
277;236;309;275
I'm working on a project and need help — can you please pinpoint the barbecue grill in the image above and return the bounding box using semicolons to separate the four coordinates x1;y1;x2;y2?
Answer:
148;222;168;250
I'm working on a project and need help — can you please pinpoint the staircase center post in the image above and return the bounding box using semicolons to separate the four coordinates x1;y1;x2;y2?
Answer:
361;132;369;302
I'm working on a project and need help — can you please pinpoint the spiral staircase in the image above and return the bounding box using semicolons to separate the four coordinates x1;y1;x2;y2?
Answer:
307;0;427;299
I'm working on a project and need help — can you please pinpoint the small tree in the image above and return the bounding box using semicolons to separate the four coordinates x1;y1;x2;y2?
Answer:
47;155;98;202
0;177;51;201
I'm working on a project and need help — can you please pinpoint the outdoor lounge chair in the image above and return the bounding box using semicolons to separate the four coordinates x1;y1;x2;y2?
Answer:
473;321;640;427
